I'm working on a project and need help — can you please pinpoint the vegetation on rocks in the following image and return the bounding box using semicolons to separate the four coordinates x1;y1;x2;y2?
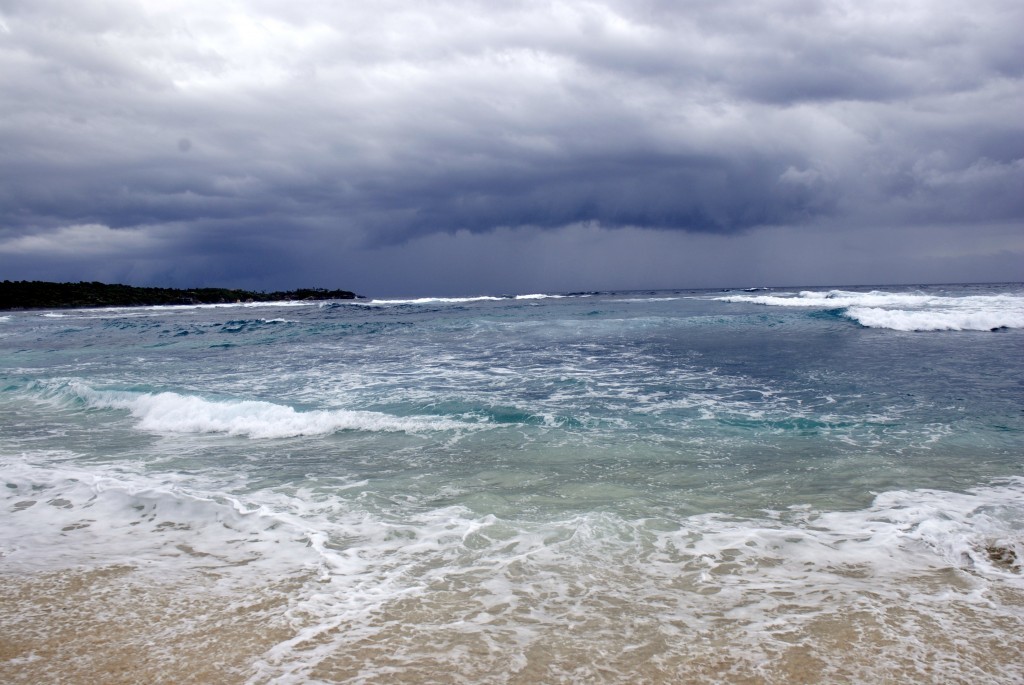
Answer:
0;281;358;310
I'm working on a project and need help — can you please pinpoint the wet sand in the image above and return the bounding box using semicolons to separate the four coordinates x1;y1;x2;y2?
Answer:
0;565;298;685
5;564;1023;684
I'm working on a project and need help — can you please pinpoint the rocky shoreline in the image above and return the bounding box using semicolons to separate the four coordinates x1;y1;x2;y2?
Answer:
0;281;359;310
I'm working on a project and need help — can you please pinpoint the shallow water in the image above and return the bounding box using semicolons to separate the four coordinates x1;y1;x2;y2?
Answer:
2;283;1023;683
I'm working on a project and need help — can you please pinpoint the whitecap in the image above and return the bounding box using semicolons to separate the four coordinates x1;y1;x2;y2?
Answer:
846;305;1024;331
49;382;480;438
365;295;506;306
716;289;1024;331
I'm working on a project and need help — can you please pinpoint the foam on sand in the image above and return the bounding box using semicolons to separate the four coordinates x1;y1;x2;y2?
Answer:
3;451;1023;683
252;478;1024;683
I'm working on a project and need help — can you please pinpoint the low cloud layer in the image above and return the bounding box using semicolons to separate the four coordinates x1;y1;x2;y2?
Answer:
1;0;1021;293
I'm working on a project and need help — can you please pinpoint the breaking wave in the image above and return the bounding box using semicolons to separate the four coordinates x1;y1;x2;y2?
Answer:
365;296;506;306
717;289;1024;331
365;293;578;306
35;381;479;438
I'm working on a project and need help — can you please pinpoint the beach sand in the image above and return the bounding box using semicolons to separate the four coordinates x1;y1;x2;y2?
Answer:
5;564;1023;684
0;565;299;685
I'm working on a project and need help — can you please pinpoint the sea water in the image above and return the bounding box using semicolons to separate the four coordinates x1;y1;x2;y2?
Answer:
1;283;1023;683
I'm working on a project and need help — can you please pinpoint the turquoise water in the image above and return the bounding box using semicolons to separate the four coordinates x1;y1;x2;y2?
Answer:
2;284;1023;682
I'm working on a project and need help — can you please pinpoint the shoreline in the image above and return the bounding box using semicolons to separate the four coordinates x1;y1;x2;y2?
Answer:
3;562;1023;684
0;281;360;311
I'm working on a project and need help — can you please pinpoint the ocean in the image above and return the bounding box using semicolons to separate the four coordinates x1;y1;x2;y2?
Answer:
2;283;1023;683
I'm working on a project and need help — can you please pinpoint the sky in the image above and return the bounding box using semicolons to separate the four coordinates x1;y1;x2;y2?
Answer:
0;0;1021;296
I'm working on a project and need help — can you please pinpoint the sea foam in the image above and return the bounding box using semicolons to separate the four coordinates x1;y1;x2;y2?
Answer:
717;289;1024;331
249;478;1024;683
846;305;1024;331
0;460;328;578
51;382;478;438
365;296;506;306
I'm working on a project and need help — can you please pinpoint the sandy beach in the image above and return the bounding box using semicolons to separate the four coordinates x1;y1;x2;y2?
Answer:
0;565;298;685
4;563;1024;684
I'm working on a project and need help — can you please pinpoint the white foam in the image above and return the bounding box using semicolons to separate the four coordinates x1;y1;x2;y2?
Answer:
366;295;506;305
26;301;320;320
53;382;480;438
717;289;1024;331
514;293;566;300
716;289;944;308
249;479;1024;682
38;300;322;317
845;305;1024;331
5;446;1023;682
0;460;327;578
144;300;320;311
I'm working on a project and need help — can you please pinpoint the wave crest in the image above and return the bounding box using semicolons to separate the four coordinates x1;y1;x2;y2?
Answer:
846;305;1024;331
52;382;478;438
717;289;1024;331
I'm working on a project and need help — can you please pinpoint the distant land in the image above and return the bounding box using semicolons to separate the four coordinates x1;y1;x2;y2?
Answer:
0;281;359;310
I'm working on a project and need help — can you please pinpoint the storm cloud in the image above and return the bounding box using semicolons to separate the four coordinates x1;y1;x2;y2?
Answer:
0;0;1021;294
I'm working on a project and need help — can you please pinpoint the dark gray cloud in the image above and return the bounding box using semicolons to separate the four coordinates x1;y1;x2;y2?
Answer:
0;0;1021;293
